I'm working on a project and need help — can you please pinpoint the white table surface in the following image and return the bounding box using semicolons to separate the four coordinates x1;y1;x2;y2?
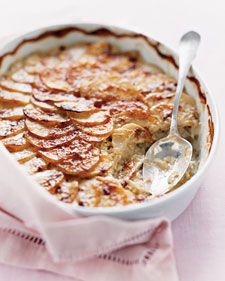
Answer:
0;0;224;280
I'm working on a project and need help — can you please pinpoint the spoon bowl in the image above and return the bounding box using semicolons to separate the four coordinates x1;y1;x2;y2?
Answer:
143;134;192;195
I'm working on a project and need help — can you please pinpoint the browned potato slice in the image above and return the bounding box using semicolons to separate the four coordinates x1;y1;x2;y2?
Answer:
96;177;135;207
150;102;173;121
124;72;176;94
0;106;24;120
25;130;78;149
67;66;144;101
39;138;92;163
31;75;49;91
54;98;98;114
40;68;72;91
77;179;101;207
102;100;150;119
23;104;69;125
75;118;114;137
0;120;24;139
32;169;64;193
57;148;100;175
2;132;28;152
66;65;97;93
144;91;175;104
8;60;24;73
71;111;110;127
41;56;61;68
58;46;85;62
30;97;57;112
0;78;33;94
77;177;134;207
80;132;106;143
80;154;112;178
23;156;47;174
25;119;75;139
24;54;45;74
0;89;30;105
12;149;36;163
33;89;76;103
11;69;36;84
112;123;152;147
54;180;79;203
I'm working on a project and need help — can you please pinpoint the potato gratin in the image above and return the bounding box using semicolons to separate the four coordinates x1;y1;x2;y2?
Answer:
0;42;199;207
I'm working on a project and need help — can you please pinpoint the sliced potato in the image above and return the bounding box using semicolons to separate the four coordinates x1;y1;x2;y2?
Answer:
39;139;92;163
0;119;24;139
57;148;100;175
30;97;57;112
80;132;106;143
41;56;61;68
115;154;144;180
112;123;152;161
76;118;114;137
40;68;72;91
150;102;173;121
25;119;75;139
113;123;152;147
77;177;134;207
58;46;86;65
68;66;145;101
25;119;53;138
80;154;112;178
144;91;175;105
0;78;33;94
33;89;76;103
0;106;24;120
0;89;30;105
54;180;79;203
95;177;135;207
102;100;150;118
23;156;47;174
125;72;176;94
8;60;24;74
12;149;36;163
77;178;101;206
32;169;64;193
2;132;28;152
54;98;98;114
24;54;45;74
71;111;110;127
11;69;35;84
31;76;49;91
23;104;69;125
25;130;78;149
111;124;151;178
112;114;160;133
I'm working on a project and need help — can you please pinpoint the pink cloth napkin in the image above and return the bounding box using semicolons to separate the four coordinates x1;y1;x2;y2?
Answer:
0;141;179;280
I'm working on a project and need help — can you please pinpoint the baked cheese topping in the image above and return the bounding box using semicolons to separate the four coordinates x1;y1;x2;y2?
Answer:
0;42;199;207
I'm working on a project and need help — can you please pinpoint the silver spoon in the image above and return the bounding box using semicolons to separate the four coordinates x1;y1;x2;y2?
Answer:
143;31;201;196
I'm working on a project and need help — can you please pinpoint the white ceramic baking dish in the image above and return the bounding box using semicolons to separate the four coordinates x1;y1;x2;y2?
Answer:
0;23;219;221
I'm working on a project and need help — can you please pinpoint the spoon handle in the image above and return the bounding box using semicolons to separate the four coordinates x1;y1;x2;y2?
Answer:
169;31;201;135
